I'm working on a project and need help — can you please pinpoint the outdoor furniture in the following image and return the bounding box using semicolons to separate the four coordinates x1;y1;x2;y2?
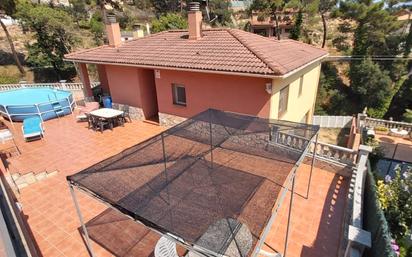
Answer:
389;128;408;138
154;236;179;257
121;105;132;123
22;116;44;141
185;218;252;257
89;108;124;132
76;101;100;121
85;113;97;130
0;129;19;155
0;121;7;130
366;129;375;139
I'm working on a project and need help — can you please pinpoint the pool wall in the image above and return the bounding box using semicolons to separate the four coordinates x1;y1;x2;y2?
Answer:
0;89;75;122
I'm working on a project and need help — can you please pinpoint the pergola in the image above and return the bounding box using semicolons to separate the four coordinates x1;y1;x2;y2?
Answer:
67;109;319;257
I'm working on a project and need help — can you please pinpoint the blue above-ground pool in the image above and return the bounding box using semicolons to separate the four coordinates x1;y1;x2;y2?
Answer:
0;88;75;122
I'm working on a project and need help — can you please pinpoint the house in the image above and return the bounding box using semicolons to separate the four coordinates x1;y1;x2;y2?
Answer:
249;10;297;38
230;0;252;12
65;3;328;126
395;9;412;21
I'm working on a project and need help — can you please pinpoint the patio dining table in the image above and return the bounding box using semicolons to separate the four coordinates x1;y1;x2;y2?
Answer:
89;108;124;132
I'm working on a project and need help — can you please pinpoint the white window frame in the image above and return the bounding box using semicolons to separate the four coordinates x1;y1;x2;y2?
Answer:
278;85;289;117
298;75;304;97
172;84;187;106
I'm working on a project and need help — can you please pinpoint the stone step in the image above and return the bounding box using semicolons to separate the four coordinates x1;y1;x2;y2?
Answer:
12;170;58;189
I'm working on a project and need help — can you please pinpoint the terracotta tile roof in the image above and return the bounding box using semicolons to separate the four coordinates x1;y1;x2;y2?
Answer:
65;29;327;76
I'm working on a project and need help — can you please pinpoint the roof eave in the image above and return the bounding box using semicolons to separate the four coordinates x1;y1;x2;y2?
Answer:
274;53;329;79
64;58;279;79
64;53;328;79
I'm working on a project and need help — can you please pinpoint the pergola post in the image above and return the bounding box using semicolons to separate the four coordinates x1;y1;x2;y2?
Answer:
209;110;214;169
306;132;318;199
283;174;296;257
96;64;110;95
77;63;93;101
68;182;96;257
161;133;168;172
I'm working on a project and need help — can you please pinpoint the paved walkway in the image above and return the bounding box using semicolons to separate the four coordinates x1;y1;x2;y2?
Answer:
1;116;349;257
375;134;412;162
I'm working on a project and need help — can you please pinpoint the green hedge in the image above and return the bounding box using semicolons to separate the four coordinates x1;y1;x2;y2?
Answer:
363;167;396;257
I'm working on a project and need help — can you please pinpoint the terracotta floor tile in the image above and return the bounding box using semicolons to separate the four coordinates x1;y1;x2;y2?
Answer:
2;116;349;257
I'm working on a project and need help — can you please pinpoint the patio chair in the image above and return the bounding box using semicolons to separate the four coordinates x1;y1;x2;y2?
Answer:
97;117;112;132
22;116;44;141
76;101;100;121
85;113;97;130
154;236;179;257
121;105;132;123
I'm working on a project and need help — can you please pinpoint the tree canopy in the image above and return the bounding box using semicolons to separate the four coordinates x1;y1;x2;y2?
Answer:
317;0;410;118
17;2;78;79
151;13;187;33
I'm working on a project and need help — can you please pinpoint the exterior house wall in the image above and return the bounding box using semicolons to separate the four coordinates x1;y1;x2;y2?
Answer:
101;62;321;125
137;69;158;119
154;70;271;126
105;65;144;119
269;62;322;123
96;64;110;95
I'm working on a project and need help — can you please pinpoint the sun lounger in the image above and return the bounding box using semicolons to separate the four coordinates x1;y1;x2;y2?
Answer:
22;116;44;141
76;102;100;121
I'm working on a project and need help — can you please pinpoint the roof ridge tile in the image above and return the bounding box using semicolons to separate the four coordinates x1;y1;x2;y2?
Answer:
227;29;279;75
229;29;290;74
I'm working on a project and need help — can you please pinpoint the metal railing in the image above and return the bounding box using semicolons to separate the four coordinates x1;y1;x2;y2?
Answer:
364;117;412;133
0;82;99;92
275;131;358;167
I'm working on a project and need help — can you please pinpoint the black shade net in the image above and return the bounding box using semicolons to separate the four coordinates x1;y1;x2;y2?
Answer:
67;109;319;257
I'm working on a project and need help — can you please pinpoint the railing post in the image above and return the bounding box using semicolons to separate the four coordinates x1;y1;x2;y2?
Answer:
59;80;67;90
35;104;44;123
357;113;367;131
306;133;318;198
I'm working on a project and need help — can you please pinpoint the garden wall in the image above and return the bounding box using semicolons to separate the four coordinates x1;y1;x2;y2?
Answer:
312;115;354;128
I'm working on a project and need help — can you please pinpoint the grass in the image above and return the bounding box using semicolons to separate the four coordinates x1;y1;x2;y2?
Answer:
0;65;26;84
318;128;350;147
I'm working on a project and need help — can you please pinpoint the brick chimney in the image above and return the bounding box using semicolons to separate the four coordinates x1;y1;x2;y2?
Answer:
106;15;121;47
188;2;202;40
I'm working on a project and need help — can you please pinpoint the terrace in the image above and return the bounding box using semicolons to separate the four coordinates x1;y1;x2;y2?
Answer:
2;81;366;256
0;103;357;257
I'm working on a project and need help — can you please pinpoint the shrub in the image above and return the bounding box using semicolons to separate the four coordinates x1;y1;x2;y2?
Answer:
376;166;412;257
375;126;389;132
151;13;187;33
365;137;385;168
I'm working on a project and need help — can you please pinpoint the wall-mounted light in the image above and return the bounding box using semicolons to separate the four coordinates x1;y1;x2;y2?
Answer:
265;83;273;94
155;70;161;79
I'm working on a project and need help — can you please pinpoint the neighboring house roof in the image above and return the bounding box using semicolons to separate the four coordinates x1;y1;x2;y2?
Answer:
65;28;328;77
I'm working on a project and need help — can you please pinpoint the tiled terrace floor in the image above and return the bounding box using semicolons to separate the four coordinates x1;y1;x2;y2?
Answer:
2;115;163;175
1;115;349;257
261;162;348;257
374;134;412;162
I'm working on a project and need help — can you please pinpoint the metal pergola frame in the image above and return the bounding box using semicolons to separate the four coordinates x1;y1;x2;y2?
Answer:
67;109;319;257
